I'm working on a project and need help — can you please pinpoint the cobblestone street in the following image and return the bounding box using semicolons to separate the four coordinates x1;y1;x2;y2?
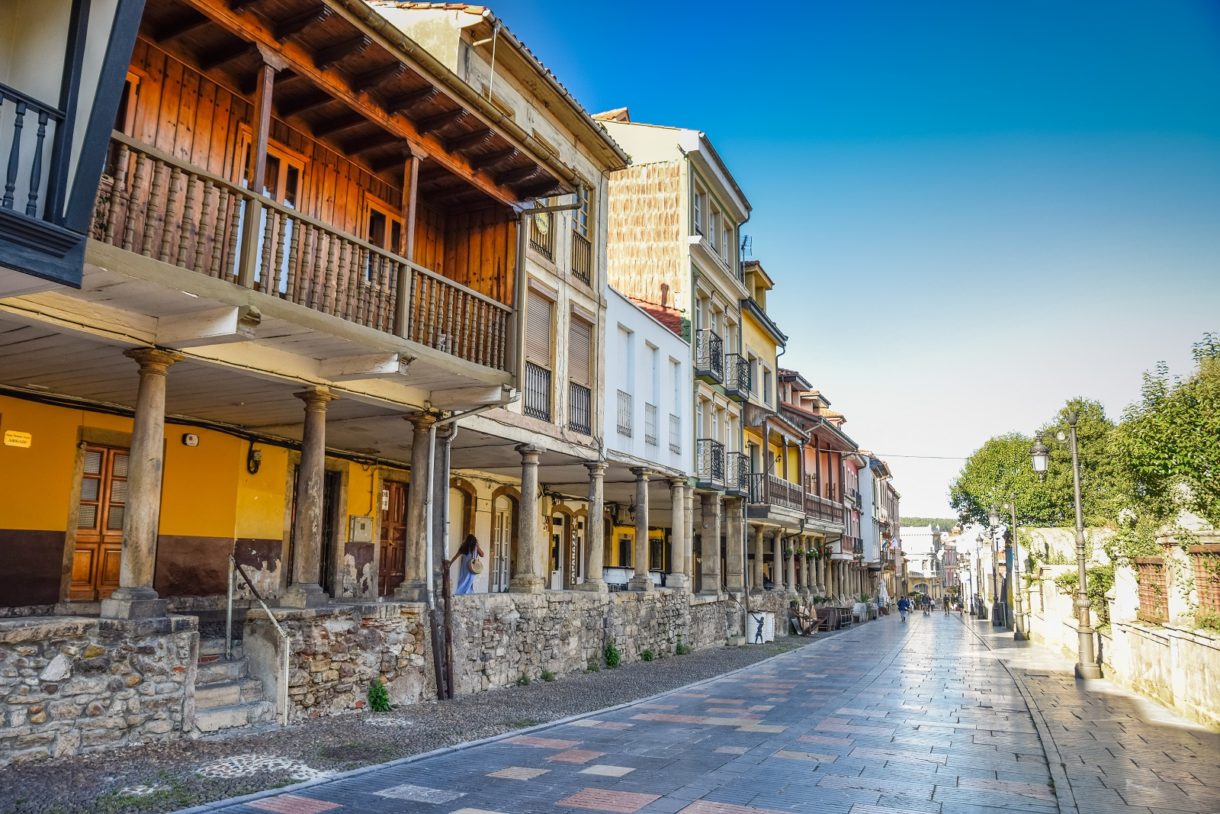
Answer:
184;613;1220;814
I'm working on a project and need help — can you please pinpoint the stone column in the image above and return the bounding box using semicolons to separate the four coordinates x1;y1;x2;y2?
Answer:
578;462;607;592
510;444;545;593
724;498;744;593
751;525;765;593
281;387;336;608
395;411;435;602
629;468;654;591
786;538;797;594
667;479;689;590
700;493;721;595
101;348;182;619
772;531;784;591
683;487;695;581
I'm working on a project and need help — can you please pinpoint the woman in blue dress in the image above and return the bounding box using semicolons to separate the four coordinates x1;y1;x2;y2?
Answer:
449;534;484;595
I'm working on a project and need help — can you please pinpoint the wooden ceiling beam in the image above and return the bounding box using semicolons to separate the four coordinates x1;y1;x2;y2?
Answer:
383;86;436;115
354;62;405;93
343;130;401;156
178;0;526;206
517;178;561;199
272;5;331;42
199;40;256;71
278;90;333;117
416;108;467;136
447;128;493;154
469;148;517;172
313;112;367;138
155;12;213;43
370;149;409;173
495;165;539;186
314;34;371;71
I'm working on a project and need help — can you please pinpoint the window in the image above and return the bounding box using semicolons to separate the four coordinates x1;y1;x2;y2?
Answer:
574;184;591;239
571;184;592;283
524;290;554;420
114;71;141;135
721;220;731;259
708;206;719;249
693;187;706;236
567;316;592;434
364;196;403;254
763;368;773;406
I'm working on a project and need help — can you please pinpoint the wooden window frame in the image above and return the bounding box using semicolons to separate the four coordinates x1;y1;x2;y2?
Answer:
363;192;405;255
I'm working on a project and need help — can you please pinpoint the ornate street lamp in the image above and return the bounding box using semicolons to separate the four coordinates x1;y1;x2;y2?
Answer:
987;506;1005;627
1031;414;1101;679
1006;499;1026;641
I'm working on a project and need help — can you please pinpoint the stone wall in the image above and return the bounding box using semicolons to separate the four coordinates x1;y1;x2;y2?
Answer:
0;615;197;766
244;603;432;721
448;589;742;694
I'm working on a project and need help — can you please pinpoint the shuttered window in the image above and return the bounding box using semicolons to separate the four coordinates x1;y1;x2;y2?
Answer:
568;317;592;387
525;290;553;366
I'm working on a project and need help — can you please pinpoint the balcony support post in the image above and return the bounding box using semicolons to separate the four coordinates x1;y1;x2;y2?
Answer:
577;462;607;592
101;348;182;619
396;411;436;602
770;531;783;591
699;493;721;595
395;147;423;337
510;444;546;593
724;497;744;593
281;386;335;608
629;468;654;592
751;524;765;592
237;60;278;289
667;479;690;591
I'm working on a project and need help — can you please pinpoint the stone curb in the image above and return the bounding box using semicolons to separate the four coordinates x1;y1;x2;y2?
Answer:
953;614;1075;814
176;629;859;813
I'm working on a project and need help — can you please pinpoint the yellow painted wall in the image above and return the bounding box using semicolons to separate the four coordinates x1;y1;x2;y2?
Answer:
160;430;240;537
606;525;666;568
234;444;290;541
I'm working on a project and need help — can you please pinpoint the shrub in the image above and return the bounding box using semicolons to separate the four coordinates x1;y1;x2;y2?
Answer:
640;648;654;662
604;639;621;668
586;660;600;673
367;678;391;713
541;670;556;682
675;638;692;656
516;673;530;686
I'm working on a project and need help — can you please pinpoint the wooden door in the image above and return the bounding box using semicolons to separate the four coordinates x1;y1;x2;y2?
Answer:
490;496;513;593
70;445;129;601
378;481;407;596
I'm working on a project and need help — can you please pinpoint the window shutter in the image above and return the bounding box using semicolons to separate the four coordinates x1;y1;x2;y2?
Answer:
569;317;591;386
525;291;552;365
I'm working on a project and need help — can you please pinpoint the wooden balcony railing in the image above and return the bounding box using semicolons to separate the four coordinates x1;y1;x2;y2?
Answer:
805;491;845;524
1;83;65;222
91;134;511;371
571;230;591;284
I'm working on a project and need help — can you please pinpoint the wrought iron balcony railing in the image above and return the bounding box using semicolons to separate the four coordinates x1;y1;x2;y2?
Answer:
616;389;633;436
695;438;724;486
723;353;750;400
567;381;591;435
570;230;591;284
644;402;658;446
523;362;552;420
668;413;681;454
694;329;723;382
724;452;749;495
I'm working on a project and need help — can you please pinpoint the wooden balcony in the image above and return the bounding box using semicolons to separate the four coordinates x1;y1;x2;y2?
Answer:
91;135;511;370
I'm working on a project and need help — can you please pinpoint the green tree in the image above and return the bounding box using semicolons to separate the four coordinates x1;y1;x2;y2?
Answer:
949;433;1051;526
1117;333;1220;528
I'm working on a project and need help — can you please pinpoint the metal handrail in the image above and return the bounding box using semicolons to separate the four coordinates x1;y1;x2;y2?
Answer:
226;555;291;727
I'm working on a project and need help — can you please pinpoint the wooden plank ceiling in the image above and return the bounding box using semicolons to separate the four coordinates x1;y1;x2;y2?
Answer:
143;0;566;206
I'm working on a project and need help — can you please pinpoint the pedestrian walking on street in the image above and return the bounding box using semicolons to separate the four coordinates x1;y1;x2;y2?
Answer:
922;595;931;616
448;534;485;595
943;595;951;615
897;595;911;623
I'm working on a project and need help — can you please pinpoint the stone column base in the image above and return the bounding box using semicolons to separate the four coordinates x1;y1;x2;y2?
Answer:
509;575;546;594
574;580;608;593
280;582;328;608
628;575;655;592
100;587;167;619
665;574;691;591
394;580;427;603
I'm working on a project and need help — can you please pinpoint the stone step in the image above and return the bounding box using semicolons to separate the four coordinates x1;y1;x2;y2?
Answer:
199;637;243;658
196;657;246;684
193;700;276;734
195;677;265;709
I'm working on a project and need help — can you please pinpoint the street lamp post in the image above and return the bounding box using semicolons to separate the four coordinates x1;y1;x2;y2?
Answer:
988;506;1007;628
1030;412;1101;679
1007;498;1026;641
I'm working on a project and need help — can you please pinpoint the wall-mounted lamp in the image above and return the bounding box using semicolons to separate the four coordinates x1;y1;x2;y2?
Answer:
246;443;262;475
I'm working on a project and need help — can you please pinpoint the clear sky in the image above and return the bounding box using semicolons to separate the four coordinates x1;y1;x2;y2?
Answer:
487;0;1220;517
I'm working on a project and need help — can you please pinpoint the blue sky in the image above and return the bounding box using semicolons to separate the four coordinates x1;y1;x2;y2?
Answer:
489;1;1220;516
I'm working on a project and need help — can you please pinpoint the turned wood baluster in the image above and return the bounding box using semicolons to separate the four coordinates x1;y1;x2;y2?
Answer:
2;100;25;211
141;159;167;258
322;233;339;315
103;143;130;244
286;220;303;303
221;189;240;283
24;109;49;218
306;227;325;308
178;172;201;270
201;181;219;277
123;151;148;252
160;166;184;263
257;206;276;294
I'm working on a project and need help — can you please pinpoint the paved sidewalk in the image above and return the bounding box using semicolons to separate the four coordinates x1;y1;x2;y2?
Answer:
185;613;1048;814
959;617;1220;814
